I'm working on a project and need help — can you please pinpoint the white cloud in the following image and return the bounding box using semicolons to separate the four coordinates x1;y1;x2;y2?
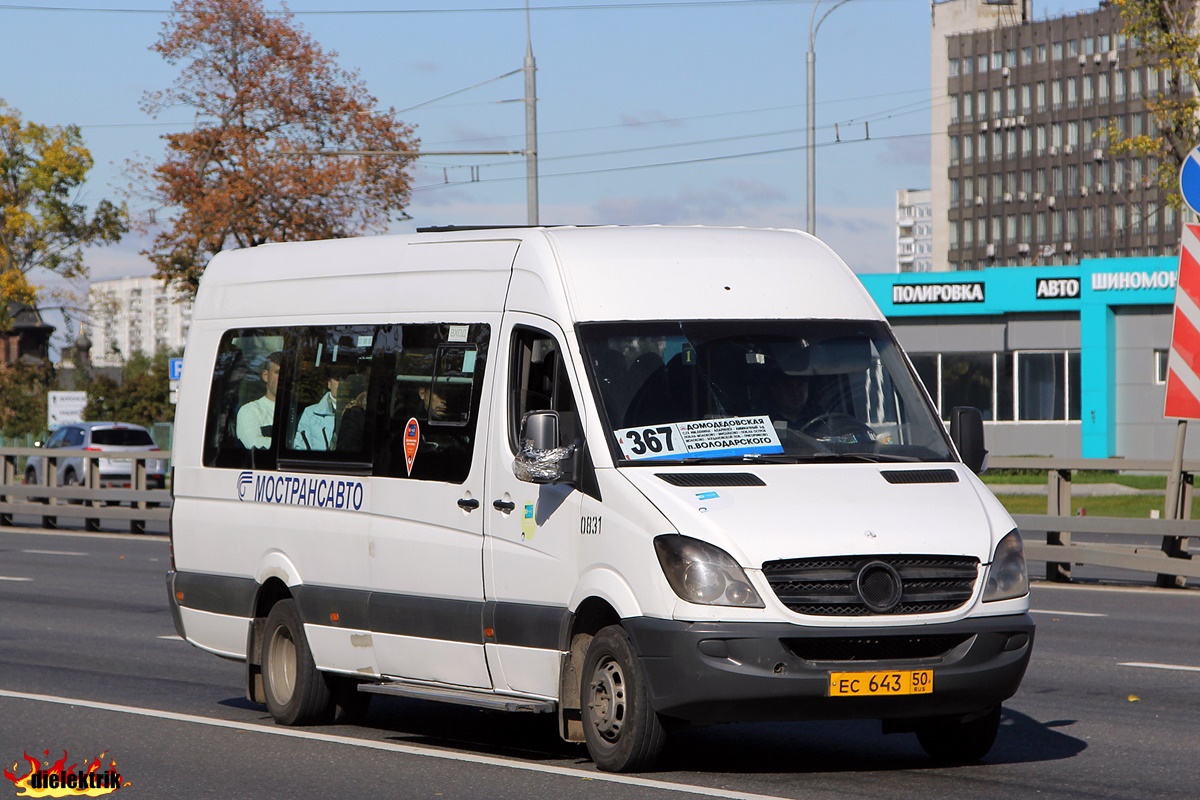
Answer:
587;178;794;227
406;180;896;273
618;111;683;128
84;236;156;282
815;206;896;274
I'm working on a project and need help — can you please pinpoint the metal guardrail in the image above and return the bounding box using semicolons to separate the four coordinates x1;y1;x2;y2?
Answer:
0;447;1194;581
0;446;171;535
989;456;1195;588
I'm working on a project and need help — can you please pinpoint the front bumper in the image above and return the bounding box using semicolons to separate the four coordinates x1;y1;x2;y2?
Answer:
623;612;1034;724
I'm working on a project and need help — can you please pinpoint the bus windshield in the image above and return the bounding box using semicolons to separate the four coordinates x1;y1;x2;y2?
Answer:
577;319;955;465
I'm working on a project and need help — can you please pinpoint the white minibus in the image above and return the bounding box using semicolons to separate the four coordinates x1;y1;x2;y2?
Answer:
167;226;1033;772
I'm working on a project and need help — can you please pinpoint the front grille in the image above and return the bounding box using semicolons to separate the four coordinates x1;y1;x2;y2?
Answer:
762;555;979;616
785;633;973;663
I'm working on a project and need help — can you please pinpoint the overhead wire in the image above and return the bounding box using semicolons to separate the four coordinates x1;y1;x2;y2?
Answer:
6;0;939;199
412;129;931;192
0;1;902;16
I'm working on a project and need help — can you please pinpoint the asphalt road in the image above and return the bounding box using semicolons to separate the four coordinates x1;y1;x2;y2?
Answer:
1;528;1198;800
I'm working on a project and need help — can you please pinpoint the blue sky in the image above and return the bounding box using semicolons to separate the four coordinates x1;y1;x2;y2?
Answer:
2;0;1100;348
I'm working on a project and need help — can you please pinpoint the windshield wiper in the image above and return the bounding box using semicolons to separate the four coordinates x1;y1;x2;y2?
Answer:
617;454;803;466
617;452;926;467
791;452;923;464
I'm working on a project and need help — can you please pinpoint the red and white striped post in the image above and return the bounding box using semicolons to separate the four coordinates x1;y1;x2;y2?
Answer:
1164;223;1200;419
1159;223;1200;586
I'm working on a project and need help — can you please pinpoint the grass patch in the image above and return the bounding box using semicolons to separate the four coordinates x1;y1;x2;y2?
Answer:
991;492;1198;519
981;469;1167;490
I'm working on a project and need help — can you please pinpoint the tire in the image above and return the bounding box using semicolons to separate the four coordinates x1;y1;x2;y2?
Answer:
581;625;666;772
25;468;44;503
329;677;373;725
63;470;81;504
916;705;1002;763
262;599;332;726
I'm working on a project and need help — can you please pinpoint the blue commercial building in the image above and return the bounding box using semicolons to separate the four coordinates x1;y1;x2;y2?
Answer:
858;257;1190;460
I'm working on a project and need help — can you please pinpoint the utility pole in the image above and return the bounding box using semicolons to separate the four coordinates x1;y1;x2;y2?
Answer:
524;1;539;226
274;8;540;224
806;0;852;236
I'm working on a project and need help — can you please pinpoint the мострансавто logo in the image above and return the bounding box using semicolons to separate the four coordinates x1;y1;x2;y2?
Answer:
4;750;130;797
237;470;365;510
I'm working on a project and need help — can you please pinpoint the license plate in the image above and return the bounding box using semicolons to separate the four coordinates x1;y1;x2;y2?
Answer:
828;669;933;697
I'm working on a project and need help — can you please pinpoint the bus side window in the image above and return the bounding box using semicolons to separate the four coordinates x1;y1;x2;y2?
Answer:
280;326;376;463
203;329;286;469
509;328;579;451
377;323;489;483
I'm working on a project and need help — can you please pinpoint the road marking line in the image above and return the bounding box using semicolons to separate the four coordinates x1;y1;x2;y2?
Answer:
1033;582;1200;598
0;689;787;800
0;576;32;582
1119;662;1200;673
1030;609;1108;617
0;527;167;543
22;549;88;556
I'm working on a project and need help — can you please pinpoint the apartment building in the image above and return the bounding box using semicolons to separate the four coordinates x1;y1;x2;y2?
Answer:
896;188;934;272
86;276;192;367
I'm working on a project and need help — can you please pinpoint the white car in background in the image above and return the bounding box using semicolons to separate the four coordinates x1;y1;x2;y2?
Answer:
26;422;167;491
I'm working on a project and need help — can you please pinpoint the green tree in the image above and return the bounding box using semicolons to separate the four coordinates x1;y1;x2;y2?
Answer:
139;0;419;297
1109;0;1200;207
0;99;128;328
84;349;178;427
0;361;54;438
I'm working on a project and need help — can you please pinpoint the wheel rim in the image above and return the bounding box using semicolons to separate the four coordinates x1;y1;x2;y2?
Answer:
266;625;297;705
587;656;627;742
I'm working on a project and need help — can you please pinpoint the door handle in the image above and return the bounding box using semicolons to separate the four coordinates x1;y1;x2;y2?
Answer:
457;498;480;511
492;499;516;512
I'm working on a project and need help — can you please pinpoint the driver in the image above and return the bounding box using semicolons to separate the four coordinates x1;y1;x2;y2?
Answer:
766;371;817;429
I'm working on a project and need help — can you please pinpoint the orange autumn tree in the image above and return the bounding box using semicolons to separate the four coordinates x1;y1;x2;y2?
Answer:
139;0;420;296
0;100;127;329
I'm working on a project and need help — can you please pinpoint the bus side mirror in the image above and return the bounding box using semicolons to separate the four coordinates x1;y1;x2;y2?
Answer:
950;406;987;474
524;411;559;450
513;411;576;484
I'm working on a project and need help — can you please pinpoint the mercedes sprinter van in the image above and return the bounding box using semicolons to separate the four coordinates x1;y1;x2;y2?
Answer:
167;226;1033;772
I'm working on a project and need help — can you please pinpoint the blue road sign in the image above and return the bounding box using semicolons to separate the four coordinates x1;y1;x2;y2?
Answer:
169;357;184;381
1180;145;1200;215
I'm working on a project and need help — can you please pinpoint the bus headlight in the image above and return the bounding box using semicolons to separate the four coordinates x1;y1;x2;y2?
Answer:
983;529;1029;602
654;534;764;607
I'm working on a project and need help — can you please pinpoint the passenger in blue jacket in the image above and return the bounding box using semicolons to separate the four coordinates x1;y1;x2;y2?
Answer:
294;374;341;450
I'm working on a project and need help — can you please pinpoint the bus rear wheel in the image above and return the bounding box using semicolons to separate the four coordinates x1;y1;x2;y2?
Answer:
262;599;331;726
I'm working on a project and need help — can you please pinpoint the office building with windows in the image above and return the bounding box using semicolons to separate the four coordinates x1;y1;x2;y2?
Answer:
931;0;1184;272
86;276;193;368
